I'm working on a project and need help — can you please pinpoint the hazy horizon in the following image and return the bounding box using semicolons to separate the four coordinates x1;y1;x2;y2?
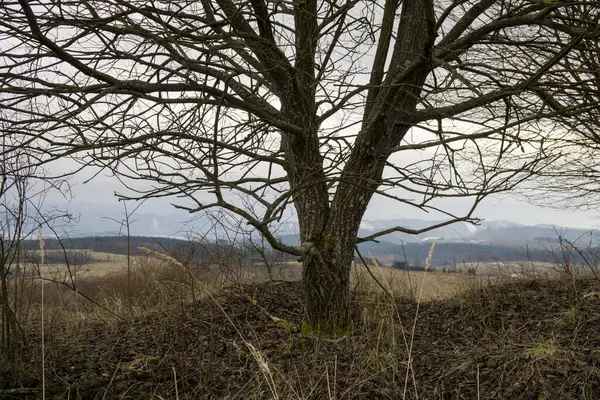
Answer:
40;170;600;235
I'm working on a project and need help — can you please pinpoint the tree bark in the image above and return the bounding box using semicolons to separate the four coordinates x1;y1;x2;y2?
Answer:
302;243;352;334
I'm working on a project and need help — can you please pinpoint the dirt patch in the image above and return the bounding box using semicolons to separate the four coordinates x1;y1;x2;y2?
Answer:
4;278;600;399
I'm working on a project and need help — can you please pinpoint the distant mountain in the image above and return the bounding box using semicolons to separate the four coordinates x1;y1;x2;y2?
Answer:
45;209;216;239
273;219;600;267
277;218;597;246
358;219;598;246
52;204;599;251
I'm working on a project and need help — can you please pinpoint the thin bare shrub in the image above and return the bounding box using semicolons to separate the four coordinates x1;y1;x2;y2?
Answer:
0;147;71;384
543;231;600;281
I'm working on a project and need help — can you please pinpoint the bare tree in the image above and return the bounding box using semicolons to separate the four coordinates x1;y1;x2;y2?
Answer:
1;0;599;333
517;8;600;211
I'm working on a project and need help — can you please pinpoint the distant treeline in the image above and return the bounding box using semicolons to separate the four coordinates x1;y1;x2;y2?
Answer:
356;240;587;268
19;236;295;265
20;236;189;256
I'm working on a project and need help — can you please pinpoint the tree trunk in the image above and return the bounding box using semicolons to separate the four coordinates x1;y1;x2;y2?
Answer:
302;235;354;334
302;256;350;334
300;176;372;334
292;0;434;334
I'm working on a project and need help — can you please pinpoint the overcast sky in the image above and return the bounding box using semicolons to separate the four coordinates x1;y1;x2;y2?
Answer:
42;166;600;231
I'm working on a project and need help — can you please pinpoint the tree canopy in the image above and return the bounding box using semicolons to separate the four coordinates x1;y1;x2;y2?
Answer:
1;0;600;331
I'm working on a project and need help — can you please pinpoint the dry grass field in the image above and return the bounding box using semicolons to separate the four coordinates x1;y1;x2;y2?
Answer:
31;249;482;300
455;260;560;277
28;250;129;279
350;263;485;299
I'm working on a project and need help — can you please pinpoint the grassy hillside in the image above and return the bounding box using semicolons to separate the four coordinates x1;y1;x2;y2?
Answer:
2;250;599;398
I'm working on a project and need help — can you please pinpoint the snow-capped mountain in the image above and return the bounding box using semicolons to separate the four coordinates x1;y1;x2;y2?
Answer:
270;217;599;247
354;218;597;245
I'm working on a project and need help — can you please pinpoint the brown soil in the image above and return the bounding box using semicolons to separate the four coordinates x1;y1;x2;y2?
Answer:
3;278;600;399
